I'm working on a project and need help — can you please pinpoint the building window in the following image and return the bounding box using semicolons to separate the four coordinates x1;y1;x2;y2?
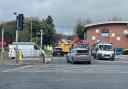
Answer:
96;29;99;33
92;36;96;40
102;29;109;33
117;36;120;41
111;33;115;37
124;29;128;34
101;28;109;37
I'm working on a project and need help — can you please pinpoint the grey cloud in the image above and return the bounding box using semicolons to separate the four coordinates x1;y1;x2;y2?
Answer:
0;0;128;35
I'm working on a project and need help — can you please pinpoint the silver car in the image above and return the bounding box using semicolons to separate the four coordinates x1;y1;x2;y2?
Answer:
67;46;91;64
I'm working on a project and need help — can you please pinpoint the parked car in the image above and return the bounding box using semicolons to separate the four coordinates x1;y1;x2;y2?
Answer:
115;48;123;55
122;49;128;55
52;47;63;56
67;45;91;64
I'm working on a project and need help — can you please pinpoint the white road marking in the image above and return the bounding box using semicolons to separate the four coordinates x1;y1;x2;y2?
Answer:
8;64;128;74
19;70;128;74
2;65;32;72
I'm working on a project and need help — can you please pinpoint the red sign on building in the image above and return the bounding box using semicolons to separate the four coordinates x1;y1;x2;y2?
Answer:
0;39;10;48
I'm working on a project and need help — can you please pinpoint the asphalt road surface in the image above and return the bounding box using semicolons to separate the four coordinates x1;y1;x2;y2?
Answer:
1;55;128;89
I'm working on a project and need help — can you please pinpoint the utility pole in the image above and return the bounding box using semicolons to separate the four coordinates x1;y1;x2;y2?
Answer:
1;27;4;61
40;30;45;63
40;30;43;49
31;18;32;42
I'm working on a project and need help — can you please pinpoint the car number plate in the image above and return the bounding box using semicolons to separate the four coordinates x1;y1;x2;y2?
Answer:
105;56;110;58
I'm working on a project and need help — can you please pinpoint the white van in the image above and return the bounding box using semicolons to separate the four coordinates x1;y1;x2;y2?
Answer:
8;42;46;59
91;43;115;60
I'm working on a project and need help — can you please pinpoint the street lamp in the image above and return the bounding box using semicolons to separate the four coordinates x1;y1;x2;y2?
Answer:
40;29;44;63
30;18;33;42
40;30;44;49
13;12;19;63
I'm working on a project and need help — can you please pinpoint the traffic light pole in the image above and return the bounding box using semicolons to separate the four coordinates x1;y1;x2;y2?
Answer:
40;30;45;63
13;13;24;63
16;29;18;63
15;15;19;63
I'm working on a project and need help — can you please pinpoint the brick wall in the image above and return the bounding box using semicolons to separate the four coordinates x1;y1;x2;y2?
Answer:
86;24;128;48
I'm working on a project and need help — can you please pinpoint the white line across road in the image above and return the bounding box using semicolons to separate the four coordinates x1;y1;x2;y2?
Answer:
2;65;32;72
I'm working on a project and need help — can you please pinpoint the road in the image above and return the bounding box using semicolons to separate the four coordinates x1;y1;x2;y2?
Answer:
0;56;128;89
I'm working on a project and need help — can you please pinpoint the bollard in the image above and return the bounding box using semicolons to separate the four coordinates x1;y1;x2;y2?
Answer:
19;50;23;63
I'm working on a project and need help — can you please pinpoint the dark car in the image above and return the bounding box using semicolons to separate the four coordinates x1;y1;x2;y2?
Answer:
52;47;63;56
115;48;123;55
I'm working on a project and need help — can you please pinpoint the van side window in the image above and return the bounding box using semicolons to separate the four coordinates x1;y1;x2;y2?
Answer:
34;45;40;50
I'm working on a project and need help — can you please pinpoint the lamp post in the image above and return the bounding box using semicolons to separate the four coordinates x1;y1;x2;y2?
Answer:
13;12;18;63
30;18;32;42
40;29;45;63
1;23;4;61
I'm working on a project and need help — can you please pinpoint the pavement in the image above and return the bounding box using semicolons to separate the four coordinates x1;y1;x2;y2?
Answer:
115;55;128;61
0;55;53;65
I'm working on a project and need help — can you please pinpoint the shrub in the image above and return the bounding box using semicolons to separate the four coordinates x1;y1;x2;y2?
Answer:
122;49;128;55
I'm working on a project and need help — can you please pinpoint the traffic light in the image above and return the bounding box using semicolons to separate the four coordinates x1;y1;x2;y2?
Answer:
17;14;24;30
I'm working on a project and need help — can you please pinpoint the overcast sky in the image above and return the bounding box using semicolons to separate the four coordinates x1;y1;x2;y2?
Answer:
0;0;128;35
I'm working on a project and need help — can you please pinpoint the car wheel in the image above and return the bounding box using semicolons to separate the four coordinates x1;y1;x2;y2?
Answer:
66;56;69;63
71;57;75;64
96;55;101;60
61;53;64;56
52;54;55;57
87;61;91;64
93;54;96;59
110;57;115;61
67;59;69;63
71;61;74;64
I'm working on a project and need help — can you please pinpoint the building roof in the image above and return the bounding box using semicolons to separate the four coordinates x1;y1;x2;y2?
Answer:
85;21;128;29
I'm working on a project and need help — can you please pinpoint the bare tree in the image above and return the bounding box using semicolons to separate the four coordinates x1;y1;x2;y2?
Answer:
74;18;92;39
108;15;122;21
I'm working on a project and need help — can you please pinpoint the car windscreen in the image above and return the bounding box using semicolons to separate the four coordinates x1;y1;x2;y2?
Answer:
99;45;112;51
116;49;123;52
73;45;89;49
54;48;62;51
77;50;89;54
